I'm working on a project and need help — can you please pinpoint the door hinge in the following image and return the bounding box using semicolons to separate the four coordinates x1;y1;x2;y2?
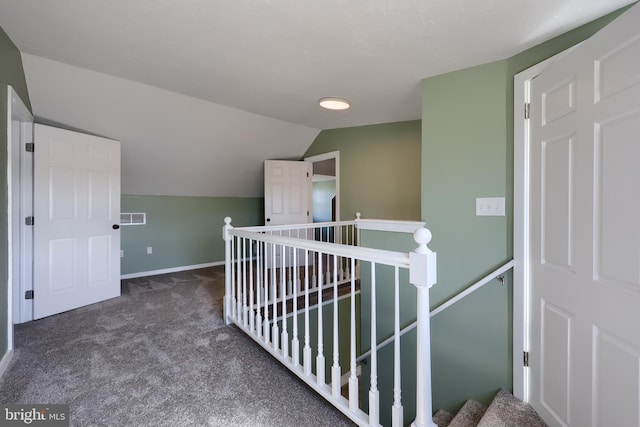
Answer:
524;103;531;119
307;172;310;178
25;216;34;226
307;210;310;216
524;351;529;367
25;142;34;152
25;290;34;300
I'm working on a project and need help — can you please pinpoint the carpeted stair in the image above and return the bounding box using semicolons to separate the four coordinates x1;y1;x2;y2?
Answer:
433;389;548;427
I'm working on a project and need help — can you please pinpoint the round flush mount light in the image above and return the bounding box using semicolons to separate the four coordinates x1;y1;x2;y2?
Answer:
319;97;351;110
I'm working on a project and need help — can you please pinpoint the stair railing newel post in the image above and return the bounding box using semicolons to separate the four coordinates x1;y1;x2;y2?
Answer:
410;227;438;427
223;217;233;325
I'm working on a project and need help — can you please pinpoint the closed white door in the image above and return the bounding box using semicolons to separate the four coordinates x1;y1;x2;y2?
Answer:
529;4;640;426
33;124;121;319
264;160;312;225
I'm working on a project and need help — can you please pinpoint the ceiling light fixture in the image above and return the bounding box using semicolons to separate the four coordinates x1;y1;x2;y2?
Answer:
319;97;350;110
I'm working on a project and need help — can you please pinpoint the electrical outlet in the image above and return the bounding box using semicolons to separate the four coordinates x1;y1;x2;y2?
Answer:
147;246;153;254
120;250;124;258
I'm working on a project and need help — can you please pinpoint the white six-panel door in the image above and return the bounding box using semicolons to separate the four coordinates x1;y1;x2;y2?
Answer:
264;160;312;225
529;4;640;426
33;124;121;319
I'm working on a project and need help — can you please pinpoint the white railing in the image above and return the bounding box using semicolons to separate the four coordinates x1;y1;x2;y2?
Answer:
357;259;515;364
223;215;437;427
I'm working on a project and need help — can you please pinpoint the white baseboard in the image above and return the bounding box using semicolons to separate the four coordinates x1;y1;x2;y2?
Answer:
121;261;225;280
0;349;14;379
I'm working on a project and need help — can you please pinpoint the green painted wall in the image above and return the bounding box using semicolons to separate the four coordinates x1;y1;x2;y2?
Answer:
121;195;262;275
304;120;421;221
0;27;31;362
421;7;630;414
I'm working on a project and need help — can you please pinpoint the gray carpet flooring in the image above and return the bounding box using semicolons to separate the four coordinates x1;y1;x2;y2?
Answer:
0;266;356;427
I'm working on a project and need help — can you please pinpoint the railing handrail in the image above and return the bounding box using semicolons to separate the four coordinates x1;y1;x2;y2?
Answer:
224;216;437;427
237;219;358;233
430;259;514;317
229;228;411;268
232;215;425;235
356;259;515;363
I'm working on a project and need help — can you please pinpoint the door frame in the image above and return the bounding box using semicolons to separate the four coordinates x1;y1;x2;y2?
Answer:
304;150;340;221
5;86;34;358
513;46;581;401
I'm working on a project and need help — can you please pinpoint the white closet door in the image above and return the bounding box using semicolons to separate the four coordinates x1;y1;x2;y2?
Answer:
34;124;121;319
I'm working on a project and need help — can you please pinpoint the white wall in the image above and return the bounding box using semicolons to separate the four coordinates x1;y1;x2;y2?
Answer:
21;54;320;197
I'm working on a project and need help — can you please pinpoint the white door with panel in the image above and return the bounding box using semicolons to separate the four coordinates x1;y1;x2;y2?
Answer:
34;124;121;319
264;160;313;268
264;160;312;225
529;5;640;426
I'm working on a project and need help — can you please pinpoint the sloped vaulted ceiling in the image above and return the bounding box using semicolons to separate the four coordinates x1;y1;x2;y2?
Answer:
21;54;318;197
0;0;635;197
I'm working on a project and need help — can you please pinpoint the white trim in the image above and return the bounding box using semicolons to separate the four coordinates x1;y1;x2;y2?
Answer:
513;45;579;402
120;260;224;279
355;218;425;234
5;86;12;351
0;349;13;379
305;150;340;221
8;87;34;326
231;228;410;268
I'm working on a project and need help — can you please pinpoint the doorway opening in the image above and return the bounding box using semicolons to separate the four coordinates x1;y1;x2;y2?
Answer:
305;151;340;242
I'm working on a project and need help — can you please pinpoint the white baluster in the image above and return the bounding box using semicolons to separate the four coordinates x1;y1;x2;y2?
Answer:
369;262;379;426
281;245;289;360
272;243;279;351
256;241;262;338
223;217;233;324
316;251;326;386
303;249;312;375
242;238;248;327
292;248;300;367
331;254;341;397
263;241;270;343
349;258;358;412
230;237;236;320
410;228;437;427
236;236;242;322
249;239;254;333
392;266;404;427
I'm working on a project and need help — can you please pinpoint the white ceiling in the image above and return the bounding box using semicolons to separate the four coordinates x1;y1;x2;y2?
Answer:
0;0;634;196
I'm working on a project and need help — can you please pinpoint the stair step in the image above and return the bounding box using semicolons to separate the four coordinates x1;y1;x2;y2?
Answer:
433;409;454;427
477;389;547;427
448;400;487;427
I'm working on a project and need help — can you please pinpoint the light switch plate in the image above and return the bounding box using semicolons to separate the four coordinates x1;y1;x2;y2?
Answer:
476;197;505;216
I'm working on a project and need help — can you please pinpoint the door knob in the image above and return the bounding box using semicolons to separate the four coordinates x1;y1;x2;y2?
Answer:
112;224;120;230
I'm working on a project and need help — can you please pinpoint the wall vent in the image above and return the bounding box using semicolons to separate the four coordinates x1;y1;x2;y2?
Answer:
121;212;146;225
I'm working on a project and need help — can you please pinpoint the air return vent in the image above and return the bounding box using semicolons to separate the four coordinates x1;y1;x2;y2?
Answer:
120;212;146;225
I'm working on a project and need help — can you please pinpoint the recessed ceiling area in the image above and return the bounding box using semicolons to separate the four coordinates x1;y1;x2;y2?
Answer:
0;0;634;197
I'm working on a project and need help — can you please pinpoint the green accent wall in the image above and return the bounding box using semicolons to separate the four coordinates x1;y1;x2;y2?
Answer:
421;7;630;414
121;195;262;275
0;27;31;362
304;120;421;221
